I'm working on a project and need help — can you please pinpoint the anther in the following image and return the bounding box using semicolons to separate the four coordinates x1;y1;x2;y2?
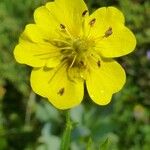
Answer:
57;87;65;96
60;24;66;30
43;39;50;43
104;27;113;38
79;61;84;66
60;49;66;54
78;60;86;69
89;18;96;27
97;60;101;67
82;10;88;17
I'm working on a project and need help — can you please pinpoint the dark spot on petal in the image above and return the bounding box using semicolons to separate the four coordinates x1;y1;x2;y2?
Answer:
104;27;113;38
89;18;96;27
60;24;66;29
57;88;65;96
82;10;88;17
97;60;101;67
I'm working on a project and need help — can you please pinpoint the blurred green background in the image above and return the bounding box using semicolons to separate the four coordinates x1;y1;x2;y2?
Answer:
0;0;150;149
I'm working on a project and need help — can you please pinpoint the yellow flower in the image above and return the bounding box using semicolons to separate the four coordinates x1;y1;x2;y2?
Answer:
14;0;136;109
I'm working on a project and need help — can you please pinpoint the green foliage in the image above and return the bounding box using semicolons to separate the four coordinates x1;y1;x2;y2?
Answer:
99;138;110;150
60;111;73;150
0;0;150;150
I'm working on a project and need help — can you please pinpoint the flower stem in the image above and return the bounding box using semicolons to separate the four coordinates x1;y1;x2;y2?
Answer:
60;110;73;150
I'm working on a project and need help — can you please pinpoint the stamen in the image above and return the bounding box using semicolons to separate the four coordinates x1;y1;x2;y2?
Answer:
81;10;88;36
90;53;101;68
53;39;71;45
94;27;112;41
60;48;73;56
79;61;84;66
69;55;77;69
34;51;60;59
43;39;50;43
60;24;66;30
97;60;101;67
34;52;58;56
86;18;96;37
78;60;86;69
89;18;96;27
48;62;66;84
60;47;72;51
59;24;73;40
82;10;88;17
57;88;65;96
39;54;60;60
104;27;113;38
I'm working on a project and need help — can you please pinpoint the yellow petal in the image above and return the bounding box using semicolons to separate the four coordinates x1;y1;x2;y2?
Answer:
46;57;61;68
86;7;136;57
87;7;125;37
20;24;44;43
34;5;59;39
86;59;126;105
30;65;84;109
14;41;60;67
95;26;136;58
46;0;88;36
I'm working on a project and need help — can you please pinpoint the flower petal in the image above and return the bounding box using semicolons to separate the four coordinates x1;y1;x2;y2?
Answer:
14;40;60;67
87;7;136;57
19;24;48;43
87;7;125;36
95;26;136;58
30;65;84;109
86;59;126;105
46;0;88;36
34;5;60;39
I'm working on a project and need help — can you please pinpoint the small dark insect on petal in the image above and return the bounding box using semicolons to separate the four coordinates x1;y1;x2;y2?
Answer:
104;27;113;38
97;60;101;67
82;10;88;17
89;18;96;27
60;24;66;30
57;87;65;96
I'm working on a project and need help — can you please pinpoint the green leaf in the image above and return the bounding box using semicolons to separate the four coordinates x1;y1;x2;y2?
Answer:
99;138;110;150
86;138;93;150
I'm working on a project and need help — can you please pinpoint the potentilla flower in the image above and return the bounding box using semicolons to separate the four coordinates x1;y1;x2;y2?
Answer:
14;0;136;109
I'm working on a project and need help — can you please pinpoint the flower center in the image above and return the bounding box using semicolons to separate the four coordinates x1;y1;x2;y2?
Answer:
44;10;114;81
72;38;89;54
47;20;99;81
59;37;95;70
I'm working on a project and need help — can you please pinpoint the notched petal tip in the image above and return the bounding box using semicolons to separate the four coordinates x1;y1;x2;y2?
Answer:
96;26;137;58
107;6;125;24
86;59;126;106
89;92;113;106
31;66;84;110
48;100;82;110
